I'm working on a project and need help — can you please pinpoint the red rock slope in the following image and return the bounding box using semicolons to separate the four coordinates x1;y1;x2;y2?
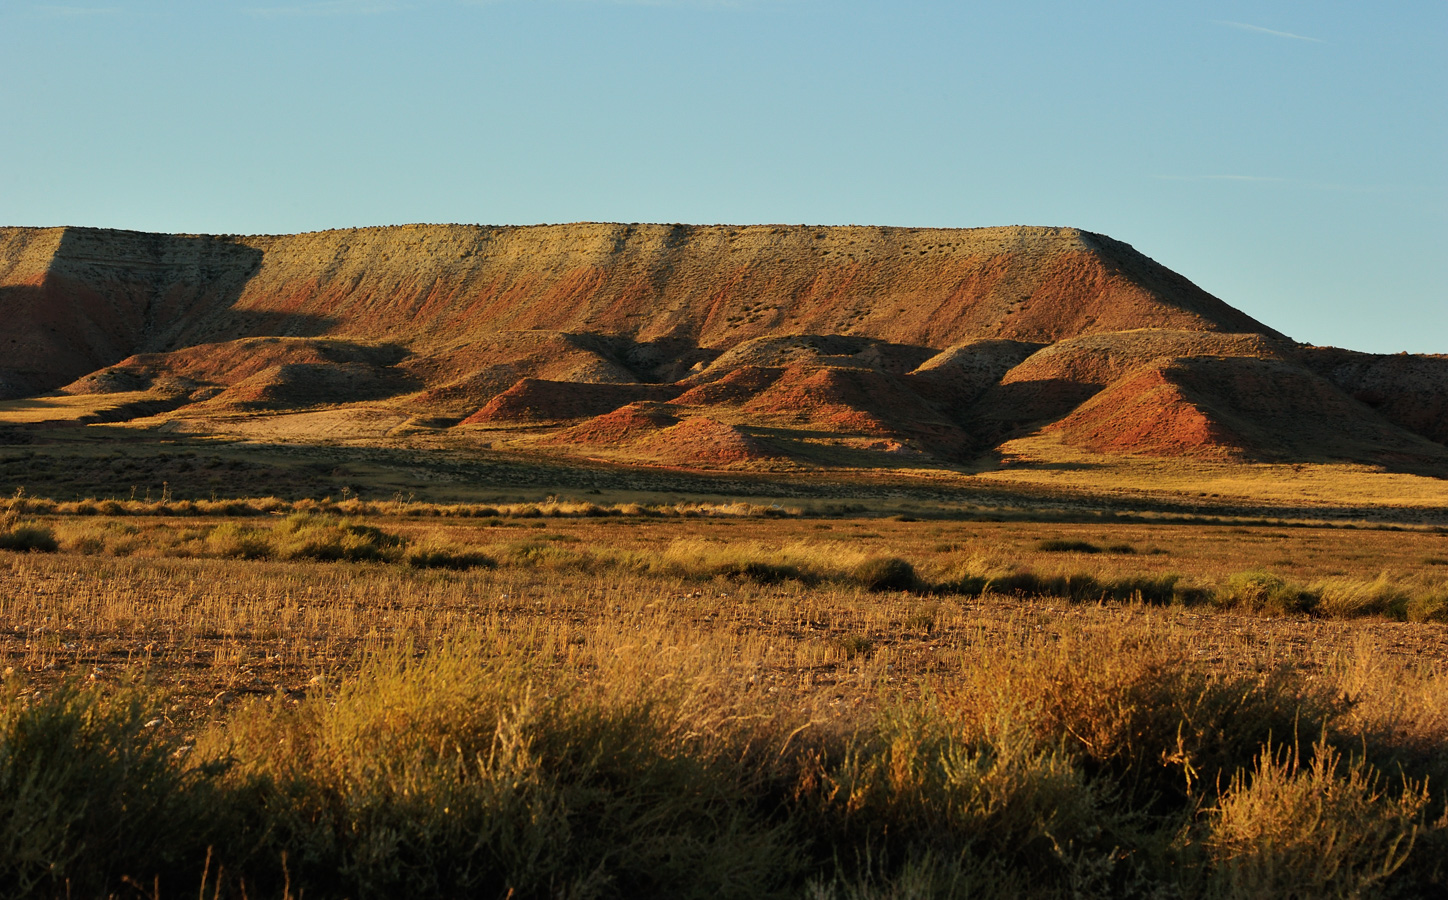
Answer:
2;222;1443;472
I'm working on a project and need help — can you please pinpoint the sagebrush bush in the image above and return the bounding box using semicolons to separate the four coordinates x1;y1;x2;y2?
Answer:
2;638;1445;897
0;682;226;896
207;649;801;898
943;630;1350;814
205;521;275;560
1206;743;1426;898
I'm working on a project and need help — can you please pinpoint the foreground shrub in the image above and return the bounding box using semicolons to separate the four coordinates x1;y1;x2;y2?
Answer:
209;650;800;899
3;638;1446;897
797;710;1125;896
1207;743;1426;897
944;630;1350;814
0;683;223;896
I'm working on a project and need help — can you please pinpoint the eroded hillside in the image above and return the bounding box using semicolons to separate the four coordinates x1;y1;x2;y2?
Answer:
1;222;1443;474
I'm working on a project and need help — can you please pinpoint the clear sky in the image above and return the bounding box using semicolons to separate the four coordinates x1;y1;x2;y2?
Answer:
1;1;1443;354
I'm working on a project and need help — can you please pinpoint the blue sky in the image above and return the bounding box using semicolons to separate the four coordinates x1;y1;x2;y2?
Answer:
1;1;1443;354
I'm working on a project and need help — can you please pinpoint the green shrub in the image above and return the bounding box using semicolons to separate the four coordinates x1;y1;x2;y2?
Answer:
2;643;1445;897
1207;743;1426;897
1312;574;1410;619
212;649;800;898
0;683;227;896
1405;590;1448;623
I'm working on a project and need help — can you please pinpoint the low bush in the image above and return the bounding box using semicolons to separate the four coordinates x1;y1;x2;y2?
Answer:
1206;743;1427;897
405;543;496;570
1036;539;1102;553
0;515;58;553
205;522;275;560
849;556;917;592
273;514;406;563
5;639;1441;897
1311;573;1409;619
1405;590;1448;623
0;682;227;895
1214;571;1319;615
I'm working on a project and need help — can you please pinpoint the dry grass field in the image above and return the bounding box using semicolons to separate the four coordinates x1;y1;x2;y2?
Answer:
984;433;1448;511
3;495;1448;897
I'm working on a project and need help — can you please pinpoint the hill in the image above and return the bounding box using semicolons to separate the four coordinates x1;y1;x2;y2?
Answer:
1;222;1444;482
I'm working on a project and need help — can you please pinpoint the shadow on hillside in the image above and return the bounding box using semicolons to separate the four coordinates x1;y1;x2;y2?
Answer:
2;230;277;398
154;310;341;352
964;378;1101;434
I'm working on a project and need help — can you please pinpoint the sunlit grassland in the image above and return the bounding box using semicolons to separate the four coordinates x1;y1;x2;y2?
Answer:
985;432;1448;510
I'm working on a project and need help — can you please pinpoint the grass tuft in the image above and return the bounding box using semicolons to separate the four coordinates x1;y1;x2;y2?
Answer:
0;514;58;553
1036;539;1102;553
404;543;497;571
849;556;918;592
1215;571;1318;615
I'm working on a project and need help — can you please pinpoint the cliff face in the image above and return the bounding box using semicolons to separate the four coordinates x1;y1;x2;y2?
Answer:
1;222;1441;472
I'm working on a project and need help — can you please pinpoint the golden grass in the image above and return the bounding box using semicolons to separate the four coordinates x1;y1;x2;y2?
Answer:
3;510;1448;894
17;509;1448;622
2;578;1445;896
0;391;163;424
984;432;1448;509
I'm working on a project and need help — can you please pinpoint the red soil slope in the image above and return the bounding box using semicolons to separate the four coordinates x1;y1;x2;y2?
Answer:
635;417;777;467
462;379;681;425
1053;357;1448;464
0;223;1279;400
3;222;1444;473
967;330;1290;439
543;404;680;446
